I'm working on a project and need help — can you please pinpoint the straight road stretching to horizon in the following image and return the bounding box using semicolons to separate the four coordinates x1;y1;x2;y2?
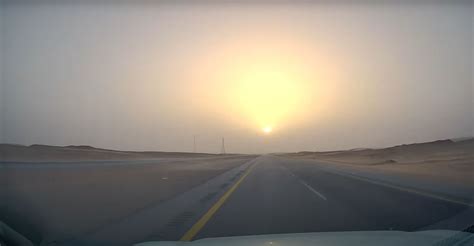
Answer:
4;155;474;246
52;155;473;246
194;155;471;240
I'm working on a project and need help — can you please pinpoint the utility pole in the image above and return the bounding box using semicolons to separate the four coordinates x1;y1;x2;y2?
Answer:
220;137;226;154
193;135;196;153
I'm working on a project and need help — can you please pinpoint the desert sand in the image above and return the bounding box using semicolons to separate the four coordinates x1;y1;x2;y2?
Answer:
0;144;222;162
282;138;474;188
1;140;472;244
0;145;256;244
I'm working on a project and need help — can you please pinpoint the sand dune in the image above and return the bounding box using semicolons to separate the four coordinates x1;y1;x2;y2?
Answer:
283;138;474;187
0;144;222;162
0;143;254;244
289;139;473;164
0;154;256;244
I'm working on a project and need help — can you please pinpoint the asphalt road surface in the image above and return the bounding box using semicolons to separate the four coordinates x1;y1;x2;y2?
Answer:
195;155;471;240
5;155;472;246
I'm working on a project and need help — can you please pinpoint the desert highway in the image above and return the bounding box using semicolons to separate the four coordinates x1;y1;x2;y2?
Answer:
55;154;473;246
193;155;471;240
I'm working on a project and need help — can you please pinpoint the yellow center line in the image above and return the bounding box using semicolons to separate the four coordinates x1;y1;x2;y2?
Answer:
179;161;258;241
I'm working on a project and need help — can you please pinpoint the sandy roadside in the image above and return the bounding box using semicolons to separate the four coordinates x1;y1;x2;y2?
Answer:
280;139;474;190
0;155;256;244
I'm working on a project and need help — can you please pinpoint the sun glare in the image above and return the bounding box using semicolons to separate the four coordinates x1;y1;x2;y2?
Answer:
227;57;312;134
262;126;273;134
191;35;335;134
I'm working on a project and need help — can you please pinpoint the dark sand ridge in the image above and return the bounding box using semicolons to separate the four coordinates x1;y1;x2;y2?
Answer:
0;145;256;244
282;138;474;188
0;144;224;162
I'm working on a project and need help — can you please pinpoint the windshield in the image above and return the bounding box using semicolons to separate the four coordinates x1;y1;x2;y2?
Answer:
0;1;473;246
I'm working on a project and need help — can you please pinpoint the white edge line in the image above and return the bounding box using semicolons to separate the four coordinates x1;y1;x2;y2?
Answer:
281;164;327;201
298;179;328;201
322;167;473;208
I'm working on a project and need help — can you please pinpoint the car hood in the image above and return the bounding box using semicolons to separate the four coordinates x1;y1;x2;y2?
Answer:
135;230;473;246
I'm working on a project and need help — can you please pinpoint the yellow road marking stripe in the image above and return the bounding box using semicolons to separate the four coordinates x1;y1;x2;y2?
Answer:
179;162;257;241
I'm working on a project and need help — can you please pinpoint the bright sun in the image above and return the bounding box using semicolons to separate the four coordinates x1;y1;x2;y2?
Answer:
262;126;273;134
192;37;330;135
228;59;311;135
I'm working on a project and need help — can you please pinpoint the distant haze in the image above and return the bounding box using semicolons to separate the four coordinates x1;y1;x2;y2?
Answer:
0;1;473;153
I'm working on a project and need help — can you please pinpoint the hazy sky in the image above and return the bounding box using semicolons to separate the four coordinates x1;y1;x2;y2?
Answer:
0;1;473;153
